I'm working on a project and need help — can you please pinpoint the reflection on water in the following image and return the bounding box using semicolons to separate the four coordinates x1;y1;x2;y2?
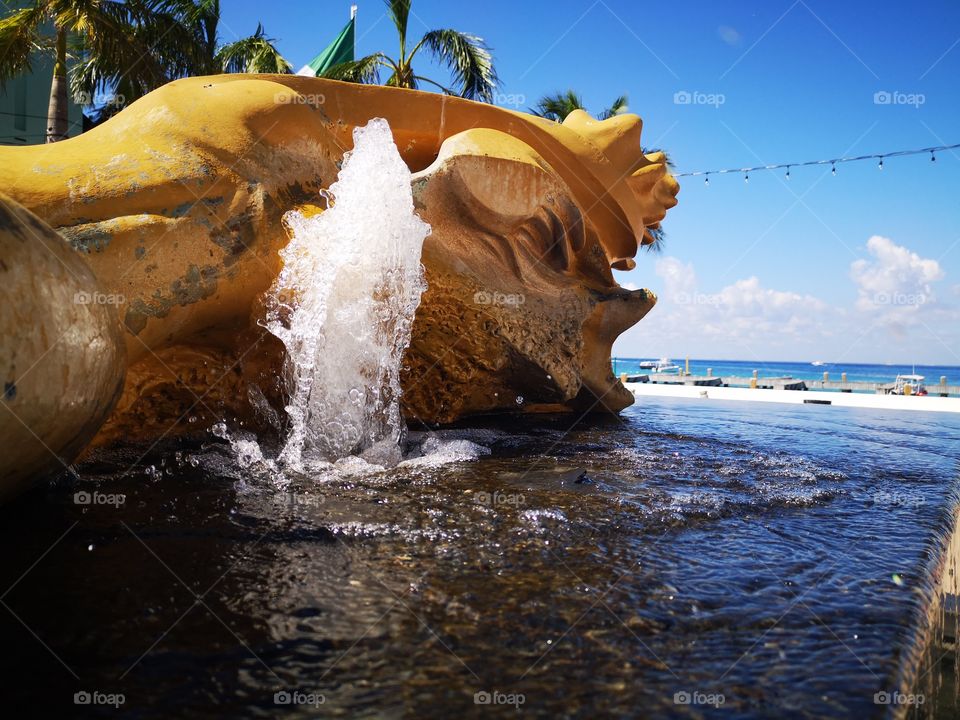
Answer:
2;396;959;718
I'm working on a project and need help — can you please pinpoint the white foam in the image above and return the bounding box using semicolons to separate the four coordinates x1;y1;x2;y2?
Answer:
400;437;492;468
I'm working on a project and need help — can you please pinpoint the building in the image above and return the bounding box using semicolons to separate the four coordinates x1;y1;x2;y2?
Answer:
0;4;84;146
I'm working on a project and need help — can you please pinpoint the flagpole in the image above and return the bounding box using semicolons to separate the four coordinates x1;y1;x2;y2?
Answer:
351;4;357;60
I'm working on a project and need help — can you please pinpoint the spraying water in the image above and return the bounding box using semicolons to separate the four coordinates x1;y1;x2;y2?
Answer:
266;118;430;469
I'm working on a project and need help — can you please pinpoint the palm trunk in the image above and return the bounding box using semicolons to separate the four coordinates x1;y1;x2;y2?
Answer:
395;62;415;89
46;28;68;143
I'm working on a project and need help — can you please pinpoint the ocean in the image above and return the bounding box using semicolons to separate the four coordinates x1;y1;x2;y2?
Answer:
613;357;960;385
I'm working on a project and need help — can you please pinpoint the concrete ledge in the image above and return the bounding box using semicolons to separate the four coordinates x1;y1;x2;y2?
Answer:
625;381;960;414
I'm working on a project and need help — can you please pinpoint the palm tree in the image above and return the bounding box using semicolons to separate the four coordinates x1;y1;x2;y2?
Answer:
0;1;292;140
0;1;168;142
71;0;291;124
156;1;291;75
322;0;497;103
532;89;629;122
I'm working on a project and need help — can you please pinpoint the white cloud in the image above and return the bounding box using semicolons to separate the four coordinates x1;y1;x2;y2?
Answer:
630;257;828;356
655;256;696;300
615;237;958;363
850;235;943;312
718;25;742;46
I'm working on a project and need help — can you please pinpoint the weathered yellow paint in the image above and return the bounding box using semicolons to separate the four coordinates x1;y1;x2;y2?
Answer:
0;193;125;501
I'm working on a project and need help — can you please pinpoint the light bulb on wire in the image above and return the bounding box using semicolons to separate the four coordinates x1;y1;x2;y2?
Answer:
673;143;959;183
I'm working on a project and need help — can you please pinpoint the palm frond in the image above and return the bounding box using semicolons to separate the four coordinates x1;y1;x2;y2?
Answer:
0;5;48;85
216;23;292;74
643;225;665;253
418;29;496;102
599;94;628;120
384;0;411;52
531;89;583;121
412;74;455;93
139;0;220;77
62;0;169;106
322;52;391;85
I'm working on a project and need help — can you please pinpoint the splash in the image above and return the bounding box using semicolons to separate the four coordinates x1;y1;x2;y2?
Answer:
266;118;430;469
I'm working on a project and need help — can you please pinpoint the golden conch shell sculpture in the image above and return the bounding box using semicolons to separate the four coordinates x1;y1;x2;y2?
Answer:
0;75;679;494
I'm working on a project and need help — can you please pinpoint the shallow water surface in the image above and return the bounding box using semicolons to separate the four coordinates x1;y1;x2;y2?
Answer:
2;396;959;718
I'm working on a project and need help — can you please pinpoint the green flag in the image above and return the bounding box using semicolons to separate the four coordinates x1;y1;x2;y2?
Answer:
297;16;355;77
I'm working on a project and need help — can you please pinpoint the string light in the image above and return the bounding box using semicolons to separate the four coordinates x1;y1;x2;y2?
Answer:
675;142;959;181
704;174;710;186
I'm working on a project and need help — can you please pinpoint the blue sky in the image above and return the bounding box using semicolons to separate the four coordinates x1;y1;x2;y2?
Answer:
220;0;960;364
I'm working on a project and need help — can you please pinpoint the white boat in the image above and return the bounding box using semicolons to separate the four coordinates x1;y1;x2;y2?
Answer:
811;360;825;367
887;374;928;396
639;357;681;374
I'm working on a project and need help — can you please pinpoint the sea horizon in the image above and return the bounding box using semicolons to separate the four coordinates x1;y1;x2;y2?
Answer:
611;356;960;384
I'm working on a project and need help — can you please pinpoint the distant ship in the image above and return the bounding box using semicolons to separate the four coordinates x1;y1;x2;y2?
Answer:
811;360;826;367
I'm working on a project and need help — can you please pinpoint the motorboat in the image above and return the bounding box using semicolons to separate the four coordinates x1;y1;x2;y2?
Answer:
887;374;928;396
